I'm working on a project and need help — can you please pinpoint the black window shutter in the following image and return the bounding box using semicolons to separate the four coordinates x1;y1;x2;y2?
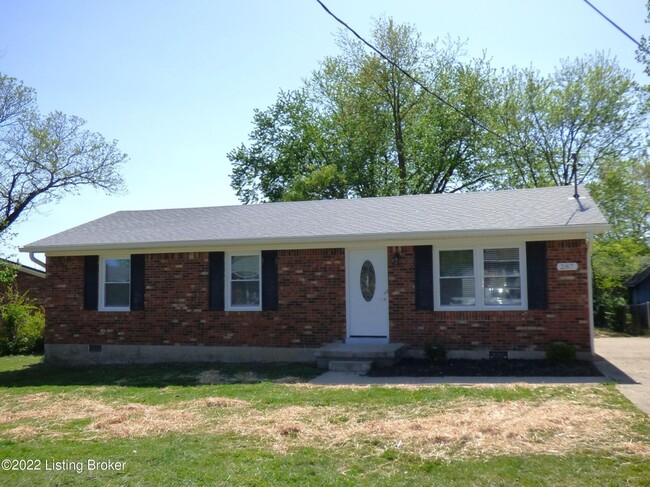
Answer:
209;252;225;311
414;245;434;310
261;250;278;311
526;241;548;309
83;255;99;310
130;254;145;311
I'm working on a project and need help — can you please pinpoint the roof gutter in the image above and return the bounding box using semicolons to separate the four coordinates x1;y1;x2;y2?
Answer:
29;252;46;270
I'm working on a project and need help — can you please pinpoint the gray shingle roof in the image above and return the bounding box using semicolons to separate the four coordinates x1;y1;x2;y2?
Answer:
21;186;609;253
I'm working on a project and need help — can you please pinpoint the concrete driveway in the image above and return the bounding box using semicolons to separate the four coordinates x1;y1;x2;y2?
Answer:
595;337;650;415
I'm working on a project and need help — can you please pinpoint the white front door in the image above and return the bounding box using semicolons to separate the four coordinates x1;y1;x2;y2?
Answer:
347;249;389;342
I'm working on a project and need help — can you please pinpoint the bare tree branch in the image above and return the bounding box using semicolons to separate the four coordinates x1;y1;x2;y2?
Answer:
0;74;128;238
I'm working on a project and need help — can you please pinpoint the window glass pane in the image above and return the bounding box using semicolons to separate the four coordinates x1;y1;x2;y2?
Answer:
484;260;520;276
106;259;130;283
231;281;260;306
440;277;476;306
483;248;521;306
440;250;474;277
105;283;130;307
484;285;521;305
483;248;519;261
231;255;260;280
484;277;521;288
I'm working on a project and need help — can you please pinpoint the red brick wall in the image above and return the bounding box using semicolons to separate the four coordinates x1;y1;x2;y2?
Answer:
45;240;591;352
45;249;346;348
389;240;590;352
0;270;49;308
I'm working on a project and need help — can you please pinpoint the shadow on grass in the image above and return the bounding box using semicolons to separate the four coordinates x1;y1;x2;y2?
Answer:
0;358;321;388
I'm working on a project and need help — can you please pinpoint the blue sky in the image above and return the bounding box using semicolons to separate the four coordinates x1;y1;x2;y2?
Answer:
0;0;647;265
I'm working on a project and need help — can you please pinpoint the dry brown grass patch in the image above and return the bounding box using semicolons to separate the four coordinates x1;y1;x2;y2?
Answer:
200;397;251;408
214;399;648;459
0;393;246;439
1;392;647;459
5;425;41;438
88;403;200;438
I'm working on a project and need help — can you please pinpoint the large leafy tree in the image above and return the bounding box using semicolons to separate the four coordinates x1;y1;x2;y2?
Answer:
229;18;496;203
0;74;127;239
588;156;650;242
489;53;648;190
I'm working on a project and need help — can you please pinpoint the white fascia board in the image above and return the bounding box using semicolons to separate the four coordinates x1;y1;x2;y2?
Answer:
17;266;46;278
25;223;610;257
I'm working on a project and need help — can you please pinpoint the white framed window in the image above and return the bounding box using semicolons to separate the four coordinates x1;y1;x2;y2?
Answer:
434;245;526;311
226;252;262;311
482;247;522;307
99;256;130;311
439;249;476;307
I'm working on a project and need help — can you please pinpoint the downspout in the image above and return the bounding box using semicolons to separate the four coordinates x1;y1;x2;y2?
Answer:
29;252;46;270
587;233;595;357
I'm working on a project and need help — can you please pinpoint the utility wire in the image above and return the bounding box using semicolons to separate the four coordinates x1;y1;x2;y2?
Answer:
582;0;644;49
314;0;518;150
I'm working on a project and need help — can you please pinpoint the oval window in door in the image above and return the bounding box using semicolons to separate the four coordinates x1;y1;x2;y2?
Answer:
360;260;376;302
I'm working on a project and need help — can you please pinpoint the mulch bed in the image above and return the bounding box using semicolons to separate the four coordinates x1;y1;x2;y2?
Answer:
367;358;603;377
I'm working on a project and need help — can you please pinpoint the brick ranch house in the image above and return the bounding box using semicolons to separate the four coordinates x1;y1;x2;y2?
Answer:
21;186;608;365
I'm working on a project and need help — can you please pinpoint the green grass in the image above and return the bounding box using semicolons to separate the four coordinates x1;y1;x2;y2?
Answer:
0;355;648;486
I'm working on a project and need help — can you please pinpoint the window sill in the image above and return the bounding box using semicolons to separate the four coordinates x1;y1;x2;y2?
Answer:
437;306;528;312
225;306;262;312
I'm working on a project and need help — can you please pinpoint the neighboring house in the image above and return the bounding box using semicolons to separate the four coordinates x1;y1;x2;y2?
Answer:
21;186;609;365
624;266;650;306
0;258;47;307
624;266;650;330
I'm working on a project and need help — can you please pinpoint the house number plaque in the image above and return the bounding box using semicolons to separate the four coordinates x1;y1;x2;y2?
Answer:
556;262;578;271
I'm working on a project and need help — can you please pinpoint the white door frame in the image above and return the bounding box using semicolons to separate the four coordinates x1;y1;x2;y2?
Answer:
345;248;389;344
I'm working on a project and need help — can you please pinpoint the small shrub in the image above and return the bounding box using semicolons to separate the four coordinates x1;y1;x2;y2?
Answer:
0;289;45;355
546;342;576;365
424;342;446;363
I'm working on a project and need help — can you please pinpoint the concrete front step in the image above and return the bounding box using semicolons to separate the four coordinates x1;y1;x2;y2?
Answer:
328;360;374;374
315;342;407;369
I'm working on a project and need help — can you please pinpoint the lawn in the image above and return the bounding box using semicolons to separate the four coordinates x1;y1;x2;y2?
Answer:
0;355;648;486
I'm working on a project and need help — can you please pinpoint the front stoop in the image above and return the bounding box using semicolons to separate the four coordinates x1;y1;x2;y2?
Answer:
315;342;407;371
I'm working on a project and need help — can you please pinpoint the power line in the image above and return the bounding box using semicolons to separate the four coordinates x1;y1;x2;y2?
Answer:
314;0;518;150
582;0;643;49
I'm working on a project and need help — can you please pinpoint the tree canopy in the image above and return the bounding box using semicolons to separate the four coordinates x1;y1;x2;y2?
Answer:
490;53;648;190
229;19;497;203
230;18;649;209
0;73;127;240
